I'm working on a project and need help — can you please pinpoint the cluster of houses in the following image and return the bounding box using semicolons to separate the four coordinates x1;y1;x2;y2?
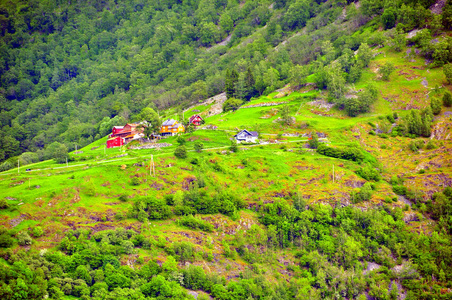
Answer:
106;113;259;149
106;114;204;148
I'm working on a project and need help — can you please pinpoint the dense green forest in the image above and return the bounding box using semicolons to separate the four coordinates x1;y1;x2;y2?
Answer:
1;0;449;164
1;1;452;298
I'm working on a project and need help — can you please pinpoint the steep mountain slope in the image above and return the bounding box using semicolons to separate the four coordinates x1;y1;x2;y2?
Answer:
1;0;446;164
1;0;452;299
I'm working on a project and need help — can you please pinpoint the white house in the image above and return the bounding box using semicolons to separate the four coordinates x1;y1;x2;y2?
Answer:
234;130;259;143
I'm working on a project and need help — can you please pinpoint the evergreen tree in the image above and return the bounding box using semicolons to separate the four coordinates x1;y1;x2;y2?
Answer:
431;97;442;115
443;91;452;107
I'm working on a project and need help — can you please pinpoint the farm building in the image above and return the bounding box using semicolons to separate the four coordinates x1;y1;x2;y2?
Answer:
160;119;185;136
106;136;124;148
107;123;144;148
189;114;203;126
234;130;258;143
111;126;124;136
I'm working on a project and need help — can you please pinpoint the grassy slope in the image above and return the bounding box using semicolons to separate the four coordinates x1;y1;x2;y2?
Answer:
1;41;452;288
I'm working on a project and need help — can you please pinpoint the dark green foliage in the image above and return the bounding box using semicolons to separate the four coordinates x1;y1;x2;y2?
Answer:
281;105;292;125
32;226;43;238
431;97;442;115
179;215;214;232
381;7;397;29
0;234;13;248
425;140;437;149
431;188;452;234
343;84;378;117
351;182;373;203
408;139;424;152
223;98;243;112
0;199;9;209
393;185;408;196
47;142;68;164
379;62;395;81
386;113;395;123
308;132;319;149
176;136;186;146
356;164;380;181
230;139;239;152
130;177;140;186
443;64;452;84
171;241;195;262
443;91;452;107
405;109;432;137
225;69;239;99
174;145;187;159
17;231;32;246
194;141;204;153
130;197;172;221
317;144;364;162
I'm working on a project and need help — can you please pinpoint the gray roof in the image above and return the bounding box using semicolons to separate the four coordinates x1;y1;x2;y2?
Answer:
235;129;258;138
162;119;177;126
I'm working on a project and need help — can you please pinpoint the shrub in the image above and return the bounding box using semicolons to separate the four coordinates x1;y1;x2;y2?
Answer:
0;234;13;248
223;98;243;112
351;182;373;203
171;241;195;262
174;145;187;158
176;136;186;145
386;114;395;123
425;140;437;149
0;199;9;209
408;140;424;152
33;226;44;238
443;91;452;107
230;140;238;152
431;97;442;115
119;194;128;202
17;231;32;246
356;164;381;181
194;142;203;153
317;144;364;162
443;63;452;84
179;215;214;232
308;133;319;149
130;177;140;186
379;62;395;81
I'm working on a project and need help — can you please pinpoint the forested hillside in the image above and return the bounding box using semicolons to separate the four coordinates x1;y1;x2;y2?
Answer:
1;0;448;164
2;1;452;299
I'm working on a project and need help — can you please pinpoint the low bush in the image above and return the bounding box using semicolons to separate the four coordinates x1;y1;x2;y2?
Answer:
178;215;214;232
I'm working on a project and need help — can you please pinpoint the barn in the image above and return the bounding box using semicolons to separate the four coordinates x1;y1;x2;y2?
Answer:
107;136;124;148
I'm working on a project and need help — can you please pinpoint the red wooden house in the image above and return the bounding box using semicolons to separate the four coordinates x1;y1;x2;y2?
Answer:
189;114;203;126
111;126;124;136
107;136;124;148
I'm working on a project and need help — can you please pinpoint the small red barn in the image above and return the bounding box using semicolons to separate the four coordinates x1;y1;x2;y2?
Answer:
107;136;124;148
111;126;124;137
189;114;203;126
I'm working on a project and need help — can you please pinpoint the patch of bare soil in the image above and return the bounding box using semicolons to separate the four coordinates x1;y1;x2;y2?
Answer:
307;99;335;111
9;214;28;227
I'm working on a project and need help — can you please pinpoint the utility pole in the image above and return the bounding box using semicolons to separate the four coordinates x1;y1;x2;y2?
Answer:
150;155;155;177
66;157;68;167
